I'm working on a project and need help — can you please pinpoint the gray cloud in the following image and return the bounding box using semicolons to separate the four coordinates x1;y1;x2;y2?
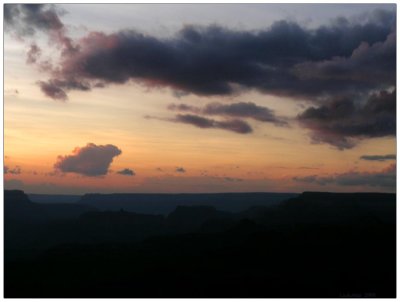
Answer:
5;4;78;71
360;154;396;161
298;89;396;149
6;5;396;149
117;168;135;176
26;43;41;64
175;167;186;173
293;164;396;189
175;114;253;134
4;4;63;36
54;143;122;176
38;80;68;101
22;9;393;102
4;165;22;175
292;30;395;87
169;101;287;126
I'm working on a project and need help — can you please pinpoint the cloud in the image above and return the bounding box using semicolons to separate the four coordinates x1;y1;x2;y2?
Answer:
360;154;396;161
117;168;135;176
38;77;91;101
4;4;64;36
19;9;393;102
175;114;253;134
298;89;396;149
4;166;22;175
26;43;41;64
54;143;122;176
4;4;75;54
292;30;396;87
293;164;396;189
224;177;243;182
175;167;186;173
168;101;287;126
5;4;78;77
38;80;68;101
7;6;396;148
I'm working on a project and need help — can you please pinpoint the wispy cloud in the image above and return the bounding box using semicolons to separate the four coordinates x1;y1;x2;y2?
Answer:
168;101;288;126
293;164;396;189
360;154;396;161
116;168;135;176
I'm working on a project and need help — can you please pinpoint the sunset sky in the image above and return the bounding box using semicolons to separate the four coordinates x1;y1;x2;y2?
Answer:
4;4;396;194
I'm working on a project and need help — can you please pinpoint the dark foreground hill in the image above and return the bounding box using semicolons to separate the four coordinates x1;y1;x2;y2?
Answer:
78;192;298;214
4;190;396;298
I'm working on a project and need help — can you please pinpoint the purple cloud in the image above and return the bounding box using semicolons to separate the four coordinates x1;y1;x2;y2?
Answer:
169;101;287;126
54;143;122;176
175;114;253;134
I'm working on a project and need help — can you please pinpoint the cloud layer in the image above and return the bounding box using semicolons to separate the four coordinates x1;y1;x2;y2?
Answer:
360;154;396;161
54;143;122;176
168;101;287;126
293;164;396;189
175;114;253;134
5;5;396;148
28;10;395;101
298;89;396;149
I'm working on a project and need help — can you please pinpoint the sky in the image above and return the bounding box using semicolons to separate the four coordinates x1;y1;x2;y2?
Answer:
3;3;396;194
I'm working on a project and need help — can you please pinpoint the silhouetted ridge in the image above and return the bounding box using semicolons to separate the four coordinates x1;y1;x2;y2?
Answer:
4;190;47;224
5;190;31;204
5;190;396;297
78;192;297;214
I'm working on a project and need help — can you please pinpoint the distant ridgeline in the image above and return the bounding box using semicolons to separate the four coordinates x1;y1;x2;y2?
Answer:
77;192;298;214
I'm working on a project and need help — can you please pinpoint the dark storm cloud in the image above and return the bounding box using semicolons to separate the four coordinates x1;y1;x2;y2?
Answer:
298;89;396;149
175;167;186;173
293;164;396;189
54;143;122;176
32;9;394;102
168;102;287;126
175;114;253;134
116;168;135;176
360;154;396;161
